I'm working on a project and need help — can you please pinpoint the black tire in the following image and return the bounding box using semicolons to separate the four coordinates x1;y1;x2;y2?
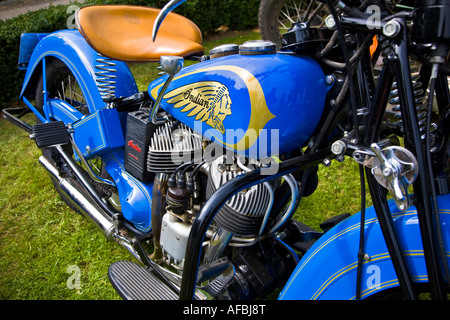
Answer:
258;0;329;49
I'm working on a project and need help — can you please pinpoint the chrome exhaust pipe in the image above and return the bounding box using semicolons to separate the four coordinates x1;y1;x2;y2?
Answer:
39;156;193;292
150;172;169;260
38;155;116;241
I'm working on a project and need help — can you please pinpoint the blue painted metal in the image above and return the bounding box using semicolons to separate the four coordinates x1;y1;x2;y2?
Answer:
20;29;138;115
279;193;450;300
149;53;332;158
103;150;153;233
46;98;84;123
22;96;47;123
18;33;49;70
42;57;50;122
18;29;151;232
72;107;125;160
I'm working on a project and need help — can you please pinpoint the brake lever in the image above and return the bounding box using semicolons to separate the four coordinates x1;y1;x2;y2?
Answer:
152;0;188;41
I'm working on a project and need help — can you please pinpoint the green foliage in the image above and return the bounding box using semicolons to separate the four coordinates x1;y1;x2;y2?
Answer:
0;0;260;108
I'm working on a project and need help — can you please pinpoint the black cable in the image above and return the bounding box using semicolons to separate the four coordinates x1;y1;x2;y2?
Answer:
323;0;368;299
356;164;366;300
324;0;360;143
168;161;195;187
189;160;206;179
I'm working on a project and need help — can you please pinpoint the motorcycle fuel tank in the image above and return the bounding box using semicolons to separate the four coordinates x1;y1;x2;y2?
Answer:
149;41;332;159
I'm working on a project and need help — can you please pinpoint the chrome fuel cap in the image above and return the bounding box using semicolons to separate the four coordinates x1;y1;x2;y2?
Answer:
210;44;239;59
239;40;276;55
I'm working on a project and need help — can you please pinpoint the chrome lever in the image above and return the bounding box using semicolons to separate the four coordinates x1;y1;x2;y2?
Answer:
149;55;184;124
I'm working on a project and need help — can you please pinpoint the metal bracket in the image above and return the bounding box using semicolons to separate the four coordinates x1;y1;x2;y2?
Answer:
353;143;418;211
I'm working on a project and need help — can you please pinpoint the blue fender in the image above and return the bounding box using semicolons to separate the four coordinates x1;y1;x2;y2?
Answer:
279;193;450;300
20;29;138;115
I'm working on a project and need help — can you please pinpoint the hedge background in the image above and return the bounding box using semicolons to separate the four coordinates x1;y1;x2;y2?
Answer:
0;0;260;109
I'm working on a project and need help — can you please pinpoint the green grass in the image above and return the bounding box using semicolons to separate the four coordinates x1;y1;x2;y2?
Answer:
0;114;129;300
0;29;368;300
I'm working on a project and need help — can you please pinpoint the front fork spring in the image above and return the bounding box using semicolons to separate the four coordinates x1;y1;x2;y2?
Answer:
389;70;428;139
380;38;435;141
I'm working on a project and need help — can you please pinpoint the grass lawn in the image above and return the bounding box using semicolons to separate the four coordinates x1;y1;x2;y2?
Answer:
0;29;369;300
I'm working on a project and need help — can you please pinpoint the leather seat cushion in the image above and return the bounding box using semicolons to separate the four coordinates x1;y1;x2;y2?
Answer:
76;5;204;62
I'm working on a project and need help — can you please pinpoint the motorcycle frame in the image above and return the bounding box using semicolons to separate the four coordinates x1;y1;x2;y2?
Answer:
16;30;160;233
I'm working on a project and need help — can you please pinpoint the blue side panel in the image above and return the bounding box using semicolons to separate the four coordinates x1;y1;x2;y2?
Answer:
103;150;153;233
72;107;125;160
279;193;450;300
20;29;138;115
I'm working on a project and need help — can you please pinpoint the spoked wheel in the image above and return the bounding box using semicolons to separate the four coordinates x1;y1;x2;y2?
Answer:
35;59;118;211
258;0;329;48
36;59;89;117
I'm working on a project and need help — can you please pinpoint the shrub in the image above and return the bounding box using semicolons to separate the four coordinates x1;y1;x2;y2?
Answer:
0;0;259;109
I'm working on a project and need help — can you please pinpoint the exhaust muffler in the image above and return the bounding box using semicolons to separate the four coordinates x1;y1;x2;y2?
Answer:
39;155;116;241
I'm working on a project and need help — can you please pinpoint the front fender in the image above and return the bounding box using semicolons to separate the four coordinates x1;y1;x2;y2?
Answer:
20;29;138;114
279;193;450;300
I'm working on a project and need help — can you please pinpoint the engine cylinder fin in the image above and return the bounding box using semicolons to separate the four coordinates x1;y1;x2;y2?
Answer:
147;121;202;173
206;157;271;236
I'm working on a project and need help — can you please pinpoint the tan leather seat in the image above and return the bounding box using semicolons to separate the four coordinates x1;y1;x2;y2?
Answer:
76;5;204;62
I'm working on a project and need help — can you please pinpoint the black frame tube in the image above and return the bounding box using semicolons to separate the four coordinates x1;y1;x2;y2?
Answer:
392;19;447;299
2;107;33;133
362;33;417;299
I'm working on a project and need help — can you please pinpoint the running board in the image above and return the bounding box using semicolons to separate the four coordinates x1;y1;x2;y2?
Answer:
31;121;71;148
108;260;179;300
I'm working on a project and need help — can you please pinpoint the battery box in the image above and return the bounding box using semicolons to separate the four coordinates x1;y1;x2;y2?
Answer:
124;109;156;182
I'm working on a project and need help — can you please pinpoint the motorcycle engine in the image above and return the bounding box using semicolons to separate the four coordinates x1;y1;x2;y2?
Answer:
124;101;297;298
143;118;276;268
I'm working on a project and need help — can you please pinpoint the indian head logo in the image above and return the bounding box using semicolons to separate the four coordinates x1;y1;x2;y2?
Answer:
163;81;232;133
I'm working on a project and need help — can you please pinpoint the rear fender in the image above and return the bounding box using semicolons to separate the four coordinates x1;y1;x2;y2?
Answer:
20;29;138;116
279;193;450;300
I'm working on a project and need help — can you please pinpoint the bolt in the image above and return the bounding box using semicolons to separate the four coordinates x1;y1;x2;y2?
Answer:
322;158;331;167
383;20;401;38
325;75;335;85
331;140;346;155
325;15;336;29
382;167;393;177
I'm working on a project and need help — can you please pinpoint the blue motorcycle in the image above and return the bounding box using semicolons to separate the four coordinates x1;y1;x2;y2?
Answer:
4;0;450;300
